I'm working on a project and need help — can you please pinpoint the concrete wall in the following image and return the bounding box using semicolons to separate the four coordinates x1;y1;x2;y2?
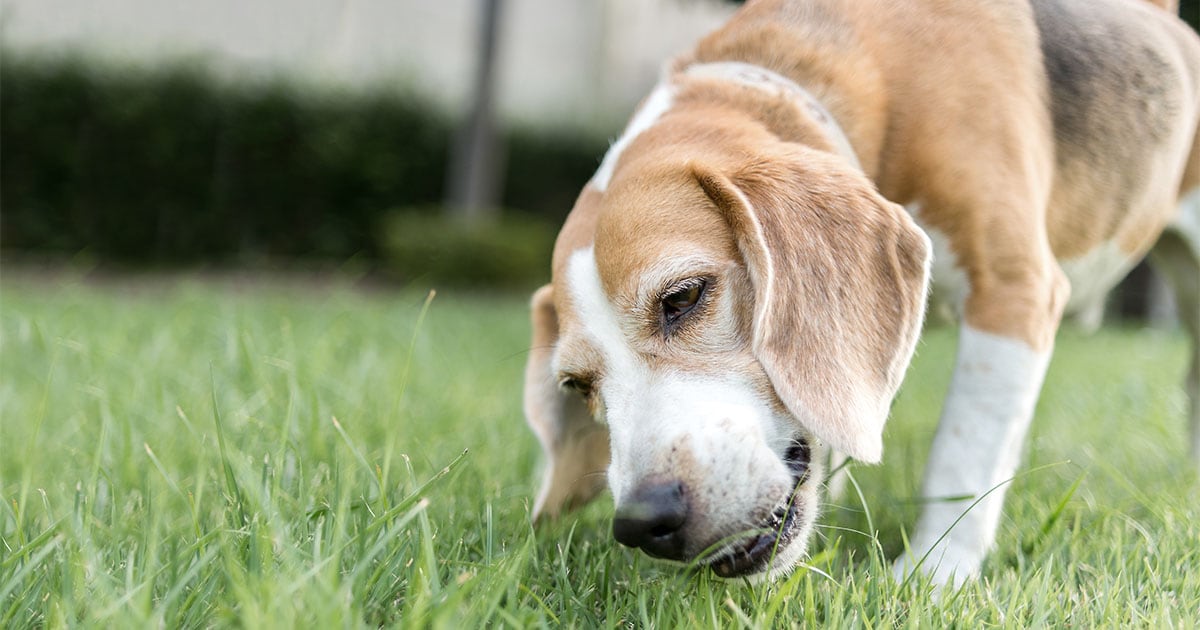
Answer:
0;0;734;129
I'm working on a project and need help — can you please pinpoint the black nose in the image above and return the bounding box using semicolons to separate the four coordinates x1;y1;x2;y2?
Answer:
612;480;688;560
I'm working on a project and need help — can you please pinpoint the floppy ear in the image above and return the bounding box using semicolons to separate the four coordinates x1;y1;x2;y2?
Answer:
693;149;930;462
524;284;610;520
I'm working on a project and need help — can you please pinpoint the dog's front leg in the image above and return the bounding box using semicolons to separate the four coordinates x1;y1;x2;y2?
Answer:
900;325;1051;586
898;259;1070;587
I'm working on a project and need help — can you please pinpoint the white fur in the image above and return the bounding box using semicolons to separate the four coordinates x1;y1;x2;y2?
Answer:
1173;187;1200;245
898;324;1051;586
592;82;675;192
910;211;970;315
559;248;644;387
562;247;813;569
1059;240;1137;316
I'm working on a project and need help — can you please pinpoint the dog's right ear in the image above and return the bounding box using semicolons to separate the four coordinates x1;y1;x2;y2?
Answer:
693;150;930;463
524;284;610;521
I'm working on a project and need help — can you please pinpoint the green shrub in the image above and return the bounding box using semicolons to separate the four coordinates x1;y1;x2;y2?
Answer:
0;53;604;272
379;209;556;287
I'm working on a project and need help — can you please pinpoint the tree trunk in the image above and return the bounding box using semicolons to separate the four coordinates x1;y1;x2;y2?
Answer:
446;0;505;222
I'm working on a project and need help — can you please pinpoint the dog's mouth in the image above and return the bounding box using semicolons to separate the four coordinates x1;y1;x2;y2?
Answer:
706;438;811;578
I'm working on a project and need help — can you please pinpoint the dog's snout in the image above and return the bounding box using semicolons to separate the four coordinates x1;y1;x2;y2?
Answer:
612;480;688;560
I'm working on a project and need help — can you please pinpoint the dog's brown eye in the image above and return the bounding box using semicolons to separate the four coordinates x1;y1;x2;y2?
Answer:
662;279;705;325
559;376;593;398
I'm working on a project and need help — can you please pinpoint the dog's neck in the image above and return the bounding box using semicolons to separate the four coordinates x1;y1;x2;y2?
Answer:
591;60;866;194
677;61;862;172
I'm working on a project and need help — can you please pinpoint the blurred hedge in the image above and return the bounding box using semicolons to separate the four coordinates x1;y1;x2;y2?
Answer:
0;55;606;276
380;210;556;288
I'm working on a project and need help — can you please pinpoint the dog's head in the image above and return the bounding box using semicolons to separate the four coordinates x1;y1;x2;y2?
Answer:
524;123;930;577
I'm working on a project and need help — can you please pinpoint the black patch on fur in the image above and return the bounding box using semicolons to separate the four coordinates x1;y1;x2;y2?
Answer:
1033;0;1180;175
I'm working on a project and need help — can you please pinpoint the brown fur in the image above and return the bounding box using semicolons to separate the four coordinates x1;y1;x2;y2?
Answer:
525;0;1200;520
686;0;1199;348
692;149;930;462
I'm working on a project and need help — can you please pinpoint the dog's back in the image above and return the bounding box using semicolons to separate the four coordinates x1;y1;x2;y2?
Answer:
1032;0;1200;311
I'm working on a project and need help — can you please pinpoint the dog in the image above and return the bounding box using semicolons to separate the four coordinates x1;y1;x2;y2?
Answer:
522;0;1200;585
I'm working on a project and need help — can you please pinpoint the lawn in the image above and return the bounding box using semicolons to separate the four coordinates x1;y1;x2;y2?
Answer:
2;274;1197;627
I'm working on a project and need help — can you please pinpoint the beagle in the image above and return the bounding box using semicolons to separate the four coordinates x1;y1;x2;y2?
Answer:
523;0;1200;585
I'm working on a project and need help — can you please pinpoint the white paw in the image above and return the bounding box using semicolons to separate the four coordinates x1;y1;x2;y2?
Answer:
893;537;982;589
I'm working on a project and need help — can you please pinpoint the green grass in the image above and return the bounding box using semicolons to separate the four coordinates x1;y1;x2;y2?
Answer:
2;275;1197;627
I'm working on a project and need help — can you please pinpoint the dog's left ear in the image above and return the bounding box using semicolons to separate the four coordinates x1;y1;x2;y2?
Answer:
524;284;610;520
694;148;931;462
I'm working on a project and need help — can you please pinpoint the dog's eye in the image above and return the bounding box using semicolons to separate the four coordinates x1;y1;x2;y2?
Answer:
662;279;706;326
559;376;593;398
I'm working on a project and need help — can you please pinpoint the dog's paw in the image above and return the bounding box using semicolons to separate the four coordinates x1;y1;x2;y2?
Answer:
892;539;982;589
